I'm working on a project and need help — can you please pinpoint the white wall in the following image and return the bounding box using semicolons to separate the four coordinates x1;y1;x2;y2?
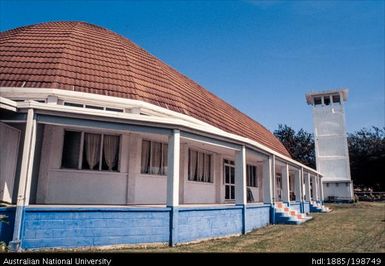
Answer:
36;125;130;205
0;122;20;203
45;169;127;204
313;104;351;183
183;181;216;203
182;144;217;204
323;182;352;200
36;125;265;205
129;133;168;204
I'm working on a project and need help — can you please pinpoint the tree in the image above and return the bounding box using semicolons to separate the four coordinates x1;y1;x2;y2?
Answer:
273;124;315;168
274;124;385;191
347;127;385;191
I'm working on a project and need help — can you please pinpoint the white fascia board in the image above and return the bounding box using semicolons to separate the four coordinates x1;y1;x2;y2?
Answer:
1;87;322;176
0;87;212;128
322;179;352;183
0;96;18;112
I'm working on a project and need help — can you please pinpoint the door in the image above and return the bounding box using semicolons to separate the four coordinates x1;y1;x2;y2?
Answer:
0;122;20;203
224;159;235;201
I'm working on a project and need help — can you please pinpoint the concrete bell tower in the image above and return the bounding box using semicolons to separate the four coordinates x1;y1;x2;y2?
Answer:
305;89;353;202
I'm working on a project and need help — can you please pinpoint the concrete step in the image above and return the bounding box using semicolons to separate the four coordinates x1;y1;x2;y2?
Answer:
274;204;312;225
310;203;332;213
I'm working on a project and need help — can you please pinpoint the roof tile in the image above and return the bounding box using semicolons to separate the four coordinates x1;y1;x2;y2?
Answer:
0;21;290;157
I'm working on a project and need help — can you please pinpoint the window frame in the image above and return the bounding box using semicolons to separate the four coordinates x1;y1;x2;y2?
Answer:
140;139;168;176
314;96;322;106
188;148;213;183
246;164;258;188
61;129;121;172
332;94;341;104
223;159;235;200
323;96;331;106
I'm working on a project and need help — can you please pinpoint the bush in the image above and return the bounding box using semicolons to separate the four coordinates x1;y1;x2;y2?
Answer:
0;215;8;252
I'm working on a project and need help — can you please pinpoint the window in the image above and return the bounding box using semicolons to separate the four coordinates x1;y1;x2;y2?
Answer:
332;94;341;104
346;183;349;187
85;105;104;110
314;97;322;106
61;130;120;171
64;102;84;108
188;149;212;183
323;96;331;105
62;131;81;169
246;164;257;187
335;183;339;187
224;160;235;200
63;101;124;112
141;140;168;175
326;183;329;187
106;107;124;112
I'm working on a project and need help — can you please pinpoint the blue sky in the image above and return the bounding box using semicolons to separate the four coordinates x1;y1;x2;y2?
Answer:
0;0;384;133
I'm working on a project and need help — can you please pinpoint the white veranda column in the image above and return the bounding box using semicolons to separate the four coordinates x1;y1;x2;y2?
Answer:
305;172;311;202
318;177;322;201
166;129;180;207
263;155;273;204
314;176;320;201
235;145;247;205
16;108;37;207
271;155;276;202
294;169;302;202
310;175;316;200
11;108;37;249
281;164;290;203
319;176;324;201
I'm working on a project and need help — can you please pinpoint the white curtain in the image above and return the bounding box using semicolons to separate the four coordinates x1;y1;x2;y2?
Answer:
203;154;211;182
197;152;204;181
151;142;162;175
103;135;119;171
189;150;197;181
141;140;151;173
162;143;168;175
84;133;101;170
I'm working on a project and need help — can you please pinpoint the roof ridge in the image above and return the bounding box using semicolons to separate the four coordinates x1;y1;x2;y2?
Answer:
109;34;138;99
49;22;80;90
150;54;189;113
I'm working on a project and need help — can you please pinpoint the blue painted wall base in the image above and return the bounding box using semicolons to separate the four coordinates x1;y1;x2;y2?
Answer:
304;202;310;213
1;204;272;250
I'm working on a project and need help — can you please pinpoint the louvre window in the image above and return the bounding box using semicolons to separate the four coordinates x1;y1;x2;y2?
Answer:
64;102;84;108
85;105;104;110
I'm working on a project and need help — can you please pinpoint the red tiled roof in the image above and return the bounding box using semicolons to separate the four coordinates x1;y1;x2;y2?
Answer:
0;21;290;157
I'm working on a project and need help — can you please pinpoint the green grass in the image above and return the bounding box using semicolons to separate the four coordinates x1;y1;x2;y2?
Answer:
111;202;385;253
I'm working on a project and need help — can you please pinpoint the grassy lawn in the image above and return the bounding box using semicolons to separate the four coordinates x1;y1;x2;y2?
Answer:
113;201;385;253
